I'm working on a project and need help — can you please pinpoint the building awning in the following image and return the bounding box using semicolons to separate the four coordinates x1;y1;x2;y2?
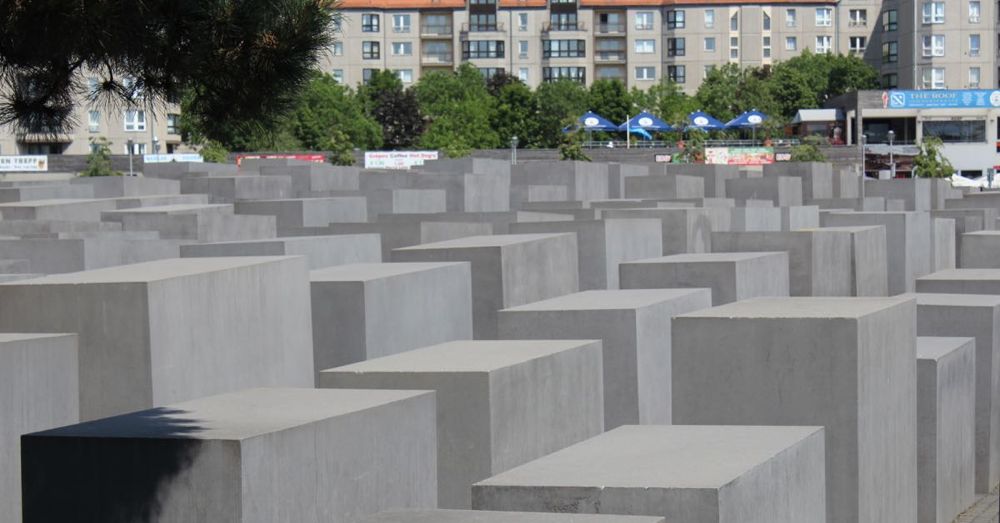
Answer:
17;133;73;144
791;109;844;124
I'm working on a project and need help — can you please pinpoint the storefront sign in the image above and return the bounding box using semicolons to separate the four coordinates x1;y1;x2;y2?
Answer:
884;89;1000;109
143;153;203;163
364;151;439;169
234;153;327;166
705;147;775;165
654;154;672;163
0;155;47;172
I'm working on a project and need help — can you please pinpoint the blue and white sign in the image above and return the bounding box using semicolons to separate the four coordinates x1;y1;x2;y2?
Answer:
143;153;203;163
884;90;1000;109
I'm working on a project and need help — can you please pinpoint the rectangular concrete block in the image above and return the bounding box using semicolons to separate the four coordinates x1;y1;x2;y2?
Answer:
311;221;493;260
619;252;790;305
932;208;997;267
917;268;1000;295
623;174;705;200
0;257;315;420
499;289;711;429
0;333;78;523
782;205;821;230
472;425;826;523
310;262;473;373
0;198;119;221
725;176;803;206
763;161;834;201
259;163;361;194
21;388;437;523
816;226;890;297
648;163;740;198
914;292;1000;493
0;184;94;203
321;339;604;508
917;337;977;523
822;211;932;294
181;234;382;269
607;163;651;198
71;176;181;197
392;234;579;339
932;217;956;271
602;207;731;255
511;161;609;208
729;206;781;231
235;197;367;229
672;297;918;523
0;237;184;274
959;231;1000;268
359;510;665;523
865;178;932;211
508;218;662;290
180;175;293;203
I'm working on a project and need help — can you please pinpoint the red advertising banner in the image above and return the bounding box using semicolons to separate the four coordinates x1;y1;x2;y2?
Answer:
234;153;326;166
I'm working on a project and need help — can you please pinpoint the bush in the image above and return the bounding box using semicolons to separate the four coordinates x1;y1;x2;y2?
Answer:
200;141;229;163
328;129;355;166
559;129;590;162
790;135;827;162
913;136;954;178
80;137;120;177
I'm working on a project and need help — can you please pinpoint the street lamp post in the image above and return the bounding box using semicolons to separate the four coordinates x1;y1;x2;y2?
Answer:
860;134;867;178
511;136;518;165
126;138;134;177
887;129;895;178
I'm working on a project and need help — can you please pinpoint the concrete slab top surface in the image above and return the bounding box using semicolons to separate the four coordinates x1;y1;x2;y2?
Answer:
241;197;362;203
474;425;823;489
502;289;710;312
395;233;573;251
677;296;913;319
920;269;1000;281
963;230;1000;237
917;336;975;361
325;340;599;374
29;388;433;441
191;235;375;248
358;509;666;523
627;252;787;264
310;262;469;282
812;225;885;233
909;292;1000;307
0;198;113;207
1;256;300;285
101;203;232;214
0;332;74;344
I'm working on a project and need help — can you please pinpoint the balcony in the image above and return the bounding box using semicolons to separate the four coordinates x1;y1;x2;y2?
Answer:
594;51;627;63
421;24;453;38
461;22;505;34
595;22;626;35
542;21;586;32
848;20;867;27
421;53;454;65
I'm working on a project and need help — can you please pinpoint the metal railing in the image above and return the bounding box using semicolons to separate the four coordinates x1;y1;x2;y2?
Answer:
421;24;453;36
542;21;586;31
594;51;626;62
461;22;505;32
595;22;626;34
421;53;454;64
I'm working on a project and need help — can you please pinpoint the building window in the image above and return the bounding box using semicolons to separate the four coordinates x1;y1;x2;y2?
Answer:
362;14;380;32
815;8;832;26
332;42;343;56
704;9;715;28
763;36;771;58
730;13;738;30
786;36;797;51
479;68;504;80
730;37;739;58
882;10;897;31
923;120;985;142
635;39;655;54
393;14;410;33
124;110;146;132
667;10;685;29
543;66;585;83
849;36;866;54
882;73;898;88
518;67;529;82
469;14;497;32
331;69;344;83
518;13;528;31
815;35;832;54
921;67;946;89
785;9;796;27
849;9;867;26
363;69;377;84
362;41;380;59
469;0;496;4
519;40;529;58
167;113;180;135
550;13;578;31
88;110;100;133
124;142;146;155
635;12;654;30
970;34;981;56
392;42;413;56
395;69;413;83
704;65;716;79
667;37;685;57
922;35;945;57
922;2;944;24
970;67;981;87
635;66;656;80
423;14;452;35
762;12;771;30
704;37;716;52
969;0;981;22
882;41;898;63
543;39;585;58
463;40;504;59
668;65;686;83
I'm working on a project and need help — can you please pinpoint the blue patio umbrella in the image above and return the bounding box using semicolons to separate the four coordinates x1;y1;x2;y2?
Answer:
685;111;725;131
618;111;673;133
566;111;619;132
625;127;653;140
724;110;768;129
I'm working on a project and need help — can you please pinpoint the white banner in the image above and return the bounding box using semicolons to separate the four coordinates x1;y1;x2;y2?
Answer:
143;153;203;164
364;151;438;169
0;155;47;172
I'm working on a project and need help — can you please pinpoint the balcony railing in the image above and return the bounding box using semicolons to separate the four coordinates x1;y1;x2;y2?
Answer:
594;51;627;62
421;24;453;36
421;53;454;64
461;22;505;32
595;22;626;34
393;25;411;33
848;19;867;26
542;21;586;31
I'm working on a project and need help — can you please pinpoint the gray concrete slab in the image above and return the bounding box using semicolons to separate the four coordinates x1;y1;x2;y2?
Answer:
619;251;789;305
822;211;932;294
601;207;731;255
358;510;665;523
181;234;381;269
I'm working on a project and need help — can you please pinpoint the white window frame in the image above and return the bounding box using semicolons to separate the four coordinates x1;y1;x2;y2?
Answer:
392;14;411;33
849;9;867;26
332;42;343;56
392;41;413;56
786;36;797;51
634;39;655;54
704;37;716;52
519;40;528;58
922;2;945;24
518;13;528;31
704;9;715;28
124;110;146;132
331;69;344;83
763;36;771;58
969;34;981;56
922;67;946;89
815;8;832;27
762;12;771;31
815;35;832;54
395;69;413;83
730;37;739;58
88;110;100;133
518;67;529;82
922;34;945;57
635;66;656;80
970;67;981;87
849;36;866;53
635;12;654;30
785;9;796;27
969;0;981;22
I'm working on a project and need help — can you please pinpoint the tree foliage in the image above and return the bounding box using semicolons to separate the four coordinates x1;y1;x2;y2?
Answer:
415;64;499;153
534;80;590;148
81;137;120;176
290;72;381;151
361;70;424;150
790;135;828;162
588;79;632;124
491;80;539;148
0;0;336;143
913;136;954;178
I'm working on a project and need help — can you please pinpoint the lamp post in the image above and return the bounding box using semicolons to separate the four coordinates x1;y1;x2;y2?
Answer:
860;134;867;178
126;138;134;177
887;129;895;178
510;136;518;165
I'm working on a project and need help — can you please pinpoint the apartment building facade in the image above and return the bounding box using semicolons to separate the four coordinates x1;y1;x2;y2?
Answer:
327;0;997;93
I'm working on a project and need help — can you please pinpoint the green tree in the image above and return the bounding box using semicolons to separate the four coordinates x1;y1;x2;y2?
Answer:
328;129;355;166
535;80;589;148
588;79;631;124
81;137;120;176
633;79;699;127
913;136;954;178
695;64;743;121
559;127;590;161
491;80;539;148
769;51;878;118
0;0;336;143
290;72;382;151
361;70;424;150
790;135;828;162
200;141;229;163
415;64;499;152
